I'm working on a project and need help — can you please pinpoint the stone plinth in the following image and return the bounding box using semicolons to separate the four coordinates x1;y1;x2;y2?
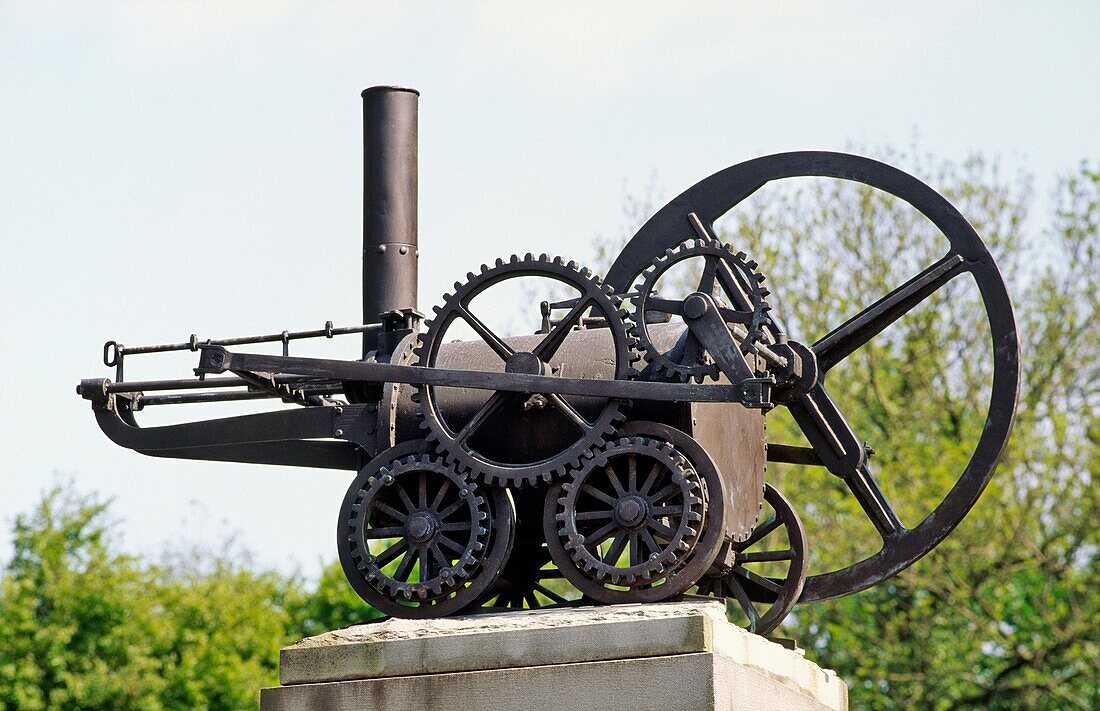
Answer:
260;599;847;711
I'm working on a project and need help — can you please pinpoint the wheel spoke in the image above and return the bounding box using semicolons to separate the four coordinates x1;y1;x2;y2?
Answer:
394;550;416;582
436;498;465;520
641;529;660;556
604;531;629;565
457;305;515;361
581;484;618;507
575;509;614;521
374;502;408;523
629;532;641;566
395;484;416;513
846;461;904;539
524;591;540;608
735;566;781;593
430;542;449;567
645;296;686;316
373;538;408;567
418;547;430;582
639;461;662;496
454;390;514;444
418;472;427;509
647;519;676;538
726;576;761;632
650;505;684;516
697;255;720;294
547;393;593;431
627;455;638;492
606;464;626;496
430;478;451;511
649;483;678;503
813;252;966;372
739;549;795;563
439;522;471;532
585;521;618;547
741;515;780;548
363;526;405;539
533;297;594;361
532;583;568;604
437;534;465;554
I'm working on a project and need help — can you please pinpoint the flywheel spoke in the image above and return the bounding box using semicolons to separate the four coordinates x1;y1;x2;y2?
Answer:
813;252;966;372
454;390;514;444
457;305;515;362
846;461;904;539
533;297;594;361
547;393;593;431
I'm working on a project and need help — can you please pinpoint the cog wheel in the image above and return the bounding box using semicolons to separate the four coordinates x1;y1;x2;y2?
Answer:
554;436;705;589
629;237;773;383
414;253;637;487
341;444;490;606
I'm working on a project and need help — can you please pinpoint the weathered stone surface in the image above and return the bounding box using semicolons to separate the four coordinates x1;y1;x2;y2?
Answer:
262;599;847;711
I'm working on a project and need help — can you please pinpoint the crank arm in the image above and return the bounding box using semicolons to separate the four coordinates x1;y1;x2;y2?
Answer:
681;291;755;382
196;345;754;403
786;384;902;537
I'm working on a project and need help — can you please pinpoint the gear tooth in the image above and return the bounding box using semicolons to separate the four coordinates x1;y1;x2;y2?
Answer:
579;266;592;279
735;251;747;260
467;271;477;282
510;254;519;264
565;259;578;271
523;252;534;262
552;255;564;265
480;263;491;274
495;257;505;267
756;273;767;283
746;259;758;270
538;252;550;262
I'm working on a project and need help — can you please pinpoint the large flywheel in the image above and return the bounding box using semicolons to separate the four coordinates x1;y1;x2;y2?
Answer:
605;152;1021;602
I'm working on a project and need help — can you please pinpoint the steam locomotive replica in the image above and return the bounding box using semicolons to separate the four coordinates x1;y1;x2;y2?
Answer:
77;88;1019;636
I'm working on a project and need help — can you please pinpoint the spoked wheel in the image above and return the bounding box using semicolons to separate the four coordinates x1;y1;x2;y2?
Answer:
466;488;575;611
545;421;726;603
477;542;572;610
413;254;636;488
337;440;514;618
696;484;806;636
603;152;1021;602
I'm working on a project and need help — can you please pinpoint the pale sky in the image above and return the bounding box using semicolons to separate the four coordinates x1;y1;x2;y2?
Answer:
2;2;1098;578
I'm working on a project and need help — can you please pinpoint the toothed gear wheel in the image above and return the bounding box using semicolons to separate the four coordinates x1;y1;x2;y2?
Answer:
413;253;637;487
555;436;705;588
345;451;490;602
630;237;772;383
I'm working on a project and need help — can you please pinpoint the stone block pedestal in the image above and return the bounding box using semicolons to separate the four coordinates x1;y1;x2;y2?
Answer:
260;599;847;710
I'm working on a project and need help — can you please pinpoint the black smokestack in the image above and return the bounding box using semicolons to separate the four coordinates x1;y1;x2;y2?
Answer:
361;86;418;356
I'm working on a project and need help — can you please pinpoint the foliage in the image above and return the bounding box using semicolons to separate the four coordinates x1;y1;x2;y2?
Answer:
0;486;375;711
701;154;1098;709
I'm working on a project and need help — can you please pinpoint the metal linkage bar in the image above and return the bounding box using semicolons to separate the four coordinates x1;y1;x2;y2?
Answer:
101;321;380;381
196;345;769;403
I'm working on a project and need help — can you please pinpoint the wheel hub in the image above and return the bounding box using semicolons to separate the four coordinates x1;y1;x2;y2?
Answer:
614;495;649;529
504;351;545;375
405;511;437;544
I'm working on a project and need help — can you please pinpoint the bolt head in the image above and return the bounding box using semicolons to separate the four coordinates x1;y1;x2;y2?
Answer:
682;293;709;319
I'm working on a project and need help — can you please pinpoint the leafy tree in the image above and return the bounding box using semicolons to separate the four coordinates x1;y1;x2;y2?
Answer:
0;486;307;710
625;153;1098;709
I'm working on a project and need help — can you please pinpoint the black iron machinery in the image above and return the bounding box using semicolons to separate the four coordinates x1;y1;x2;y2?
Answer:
76;88;1020;636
